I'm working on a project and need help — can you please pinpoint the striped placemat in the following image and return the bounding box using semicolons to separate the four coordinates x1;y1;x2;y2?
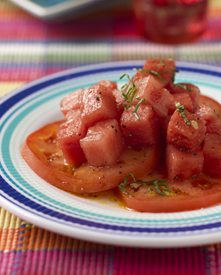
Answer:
1;0;221;274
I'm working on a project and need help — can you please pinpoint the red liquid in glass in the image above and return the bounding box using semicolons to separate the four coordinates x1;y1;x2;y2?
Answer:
133;0;208;43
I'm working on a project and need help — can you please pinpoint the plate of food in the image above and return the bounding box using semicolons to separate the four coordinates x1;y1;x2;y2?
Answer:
1;59;221;248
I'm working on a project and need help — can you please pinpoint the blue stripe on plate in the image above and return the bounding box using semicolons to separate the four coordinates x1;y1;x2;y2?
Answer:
1;62;221;234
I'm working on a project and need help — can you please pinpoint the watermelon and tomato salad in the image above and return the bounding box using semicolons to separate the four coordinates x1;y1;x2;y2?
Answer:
21;59;221;213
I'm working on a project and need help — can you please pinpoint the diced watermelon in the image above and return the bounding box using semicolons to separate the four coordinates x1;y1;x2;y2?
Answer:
167;108;206;150
120;103;159;147
98;80;118;90
112;89;125;118
196;103;221;135
65;109;81;121
132;75;165;105
166;144;204;180
133;81;173;121
80;83;118;128
170;83;200;111
58;111;87;164
160;115;172;134
133;70;152;83
203;133;221;176
169;93;193;114
60;88;84;116
80;119;124;167
143;58;176;86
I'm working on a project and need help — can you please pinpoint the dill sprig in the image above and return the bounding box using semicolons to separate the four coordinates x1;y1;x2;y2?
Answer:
119;174;174;197
176;102;191;125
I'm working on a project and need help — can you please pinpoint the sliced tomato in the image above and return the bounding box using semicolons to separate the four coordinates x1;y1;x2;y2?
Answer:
198;95;221;119
21;120;161;194
117;161;221;213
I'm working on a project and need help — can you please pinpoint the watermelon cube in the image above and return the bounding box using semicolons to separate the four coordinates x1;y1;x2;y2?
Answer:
167;108;206;151
196;103;221;135
170;83;200;111
143;58;176;86
132;75;166;106
166;144;204;180
58;110;87;165
112;89;125;118
98;80;118;90
134;82;173;121
80;83;118;128
120;103;159;147
60;88;84;116
169;93;193;114
80;119;124;167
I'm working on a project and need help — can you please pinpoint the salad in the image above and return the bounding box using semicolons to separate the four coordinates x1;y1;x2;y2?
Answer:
21;59;221;213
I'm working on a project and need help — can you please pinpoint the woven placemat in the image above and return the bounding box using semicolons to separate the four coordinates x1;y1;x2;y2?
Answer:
1;0;221;274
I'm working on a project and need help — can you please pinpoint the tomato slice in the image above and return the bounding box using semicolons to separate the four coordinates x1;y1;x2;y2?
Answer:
198;95;221;119
117;161;221;213
21;120;161;194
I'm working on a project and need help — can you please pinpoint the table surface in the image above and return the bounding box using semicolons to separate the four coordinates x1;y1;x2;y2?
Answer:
1;0;221;274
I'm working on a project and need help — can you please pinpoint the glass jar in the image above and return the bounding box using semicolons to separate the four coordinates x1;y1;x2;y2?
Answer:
133;0;208;44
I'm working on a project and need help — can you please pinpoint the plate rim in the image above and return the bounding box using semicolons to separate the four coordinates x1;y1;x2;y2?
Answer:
2;60;221;248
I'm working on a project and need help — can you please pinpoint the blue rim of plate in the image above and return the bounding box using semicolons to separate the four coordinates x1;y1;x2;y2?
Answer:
1;60;221;248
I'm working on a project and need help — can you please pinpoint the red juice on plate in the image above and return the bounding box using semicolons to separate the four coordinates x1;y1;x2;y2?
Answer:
133;0;208;43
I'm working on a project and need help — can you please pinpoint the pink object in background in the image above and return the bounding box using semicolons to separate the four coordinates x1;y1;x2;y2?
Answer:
133;0;208;43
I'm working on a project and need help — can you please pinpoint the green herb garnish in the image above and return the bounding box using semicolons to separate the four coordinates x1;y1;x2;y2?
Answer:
214;109;219;117
132;98;146;120
134;68;167;83
120;74;145;120
176;102;191;125
119;174;174;197
175;83;193;92
120;74;137;109
134;67;177;83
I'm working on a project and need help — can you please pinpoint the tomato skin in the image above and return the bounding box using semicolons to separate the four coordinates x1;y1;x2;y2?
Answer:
21;120;161;194
117;163;221;213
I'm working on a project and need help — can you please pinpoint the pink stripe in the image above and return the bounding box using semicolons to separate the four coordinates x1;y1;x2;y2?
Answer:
0;69;44;81
0;251;16;275
22;250;33;275
0;21;47;39
111;247;208;275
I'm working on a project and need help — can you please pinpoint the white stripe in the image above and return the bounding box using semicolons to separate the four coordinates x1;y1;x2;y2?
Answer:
0;43;110;55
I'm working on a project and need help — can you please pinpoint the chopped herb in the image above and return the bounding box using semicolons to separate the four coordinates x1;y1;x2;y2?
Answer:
214;109;219;117
120;73;145;120
120;74;137;108
134;68;167;83
175;83;193;92
134;67;177;83
119;74;148;120
171;69;179;83
132;98;146;120
119;174;174;197
176;102;191;125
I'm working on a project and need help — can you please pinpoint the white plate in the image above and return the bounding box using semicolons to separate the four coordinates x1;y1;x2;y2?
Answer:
9;0;127;20
1;61;221;248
